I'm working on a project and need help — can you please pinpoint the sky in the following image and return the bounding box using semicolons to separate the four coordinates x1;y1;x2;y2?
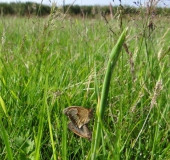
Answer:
0;0;169;7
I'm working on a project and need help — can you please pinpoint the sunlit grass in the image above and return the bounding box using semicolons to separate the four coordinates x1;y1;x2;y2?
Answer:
0;12;170;160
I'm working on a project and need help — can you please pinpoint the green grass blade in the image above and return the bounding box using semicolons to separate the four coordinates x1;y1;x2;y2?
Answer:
0;96;7;116
0;96;13;160
47;102;57;160
0;120;13;160
62;108;67;160
34;75;48;160
91;28;128;159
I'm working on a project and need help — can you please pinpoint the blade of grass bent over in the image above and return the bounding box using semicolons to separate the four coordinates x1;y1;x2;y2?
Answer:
91;28;128;159
0;121;13;160
0;96;13;160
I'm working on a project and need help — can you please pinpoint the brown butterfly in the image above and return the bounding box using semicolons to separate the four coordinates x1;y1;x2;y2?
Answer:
68;121;92;141
63;106;93;128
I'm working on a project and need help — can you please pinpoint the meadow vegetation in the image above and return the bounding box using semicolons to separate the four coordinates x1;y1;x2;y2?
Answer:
0;4;170;160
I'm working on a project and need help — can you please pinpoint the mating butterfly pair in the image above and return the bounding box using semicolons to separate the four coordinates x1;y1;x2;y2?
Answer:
63;106;93;140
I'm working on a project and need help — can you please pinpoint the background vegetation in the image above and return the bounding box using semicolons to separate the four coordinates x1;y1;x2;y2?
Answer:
0;2;170;16
0;1;170;160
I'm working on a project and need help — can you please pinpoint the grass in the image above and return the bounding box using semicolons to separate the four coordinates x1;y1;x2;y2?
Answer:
0;9;170;160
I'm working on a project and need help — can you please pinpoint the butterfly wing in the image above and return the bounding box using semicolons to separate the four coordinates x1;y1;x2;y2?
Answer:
68;122;92;140
64;106;93;128
77;108;91;128
67;108;81;127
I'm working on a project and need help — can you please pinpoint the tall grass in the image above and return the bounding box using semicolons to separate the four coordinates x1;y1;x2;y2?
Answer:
91;28;127;160
0;8;170;160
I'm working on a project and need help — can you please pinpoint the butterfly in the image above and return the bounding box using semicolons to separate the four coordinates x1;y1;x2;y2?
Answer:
63;106;93;128
68;121;92;141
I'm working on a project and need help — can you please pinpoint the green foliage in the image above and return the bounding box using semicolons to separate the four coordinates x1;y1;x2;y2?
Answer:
1;2;170;17
0;3;15;15
0;6;170;160
91;28;127;160
66;5;81;15
0;2;51;16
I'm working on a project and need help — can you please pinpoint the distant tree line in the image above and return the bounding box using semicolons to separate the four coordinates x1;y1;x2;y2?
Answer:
0;2;170;17
0;2;50;16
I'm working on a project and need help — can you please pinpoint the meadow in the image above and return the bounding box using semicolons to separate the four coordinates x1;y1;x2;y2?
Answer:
0;10;170;160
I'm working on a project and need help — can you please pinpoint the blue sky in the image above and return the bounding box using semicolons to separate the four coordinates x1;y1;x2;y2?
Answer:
0;0;169;7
